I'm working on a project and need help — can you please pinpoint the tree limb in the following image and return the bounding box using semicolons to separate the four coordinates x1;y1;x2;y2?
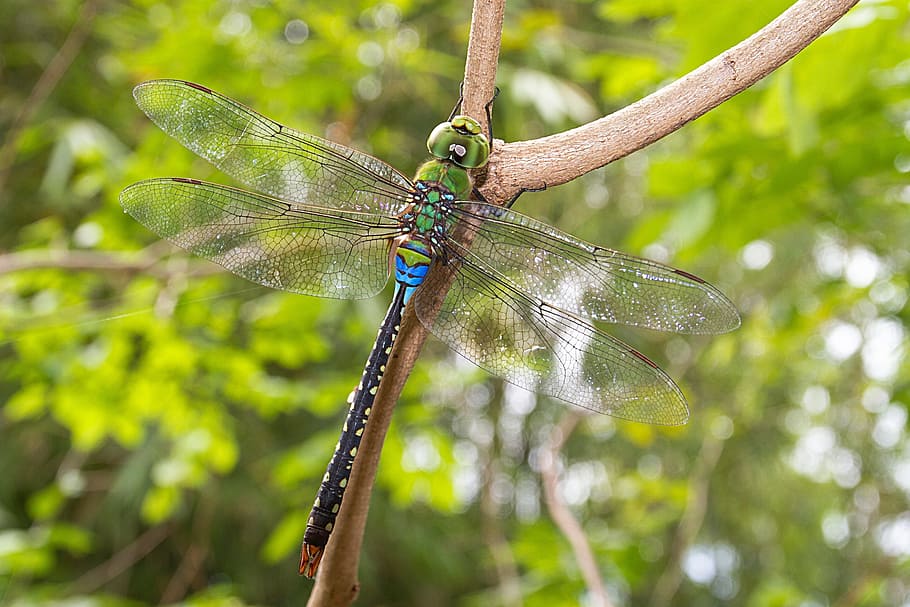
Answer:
462;0;505;125
0;245;219;279
305;3;507;605
306;0;858;603
482;0;861;204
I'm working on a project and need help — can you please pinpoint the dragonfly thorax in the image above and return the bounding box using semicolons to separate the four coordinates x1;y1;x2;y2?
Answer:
399;180;456;251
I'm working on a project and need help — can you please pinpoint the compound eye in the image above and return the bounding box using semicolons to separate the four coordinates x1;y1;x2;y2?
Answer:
426;117;490;168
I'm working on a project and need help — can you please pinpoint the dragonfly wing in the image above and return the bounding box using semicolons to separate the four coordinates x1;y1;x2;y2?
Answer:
133;80;413;215
120;178;397;299
413;259;688;424
449;202;740;335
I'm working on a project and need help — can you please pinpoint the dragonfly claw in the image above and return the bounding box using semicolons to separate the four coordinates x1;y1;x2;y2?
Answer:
299;543;324;578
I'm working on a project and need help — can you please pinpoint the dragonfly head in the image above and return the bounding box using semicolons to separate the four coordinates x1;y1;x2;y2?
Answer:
427;115;490;169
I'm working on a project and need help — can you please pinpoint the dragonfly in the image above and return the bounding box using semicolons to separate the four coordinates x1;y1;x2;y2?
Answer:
120;79;740;578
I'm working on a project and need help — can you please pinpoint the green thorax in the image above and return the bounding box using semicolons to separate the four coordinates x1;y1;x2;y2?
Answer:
406;162;463;240
414;159;472;200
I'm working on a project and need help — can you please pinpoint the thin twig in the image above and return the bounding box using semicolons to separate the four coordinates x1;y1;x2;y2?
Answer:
483;0;861;203
480;388;522;607
831;559;896;607
0;247;219;279
160;495;215;603
540;412;613;607
648;436;725;607
70;524;172;593
0;0;100;197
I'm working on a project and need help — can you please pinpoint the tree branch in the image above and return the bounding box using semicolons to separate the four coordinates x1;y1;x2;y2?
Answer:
482;0;860;204
462;0;505;125
0;245;219;279
305;2;507;605
305;0;858;603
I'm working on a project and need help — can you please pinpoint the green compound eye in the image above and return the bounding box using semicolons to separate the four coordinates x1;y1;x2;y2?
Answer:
426;115;490;168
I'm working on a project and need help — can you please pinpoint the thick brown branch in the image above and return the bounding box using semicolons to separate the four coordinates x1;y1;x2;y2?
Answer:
306;0;858;603
305;2;507;605
462;0;506;127
483;0;861;203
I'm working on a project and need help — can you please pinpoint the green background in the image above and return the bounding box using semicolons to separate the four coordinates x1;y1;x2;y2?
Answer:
1;1;908;605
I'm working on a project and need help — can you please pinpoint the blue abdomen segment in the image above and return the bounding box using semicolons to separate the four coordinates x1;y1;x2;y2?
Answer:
394;240;431;305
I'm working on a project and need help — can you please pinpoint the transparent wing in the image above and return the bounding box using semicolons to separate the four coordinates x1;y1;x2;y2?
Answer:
413;260;688;424
120;178;399;299
449;202;740;335
133;79;414;215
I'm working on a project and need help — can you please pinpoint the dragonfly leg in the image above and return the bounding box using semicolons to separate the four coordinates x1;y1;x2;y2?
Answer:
470;183;548;209
450;83;500;141
484;87;500;140
448;82;465;121
503;184;547;208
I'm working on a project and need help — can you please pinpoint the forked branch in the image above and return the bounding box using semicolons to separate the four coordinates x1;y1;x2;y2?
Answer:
307;0;859;605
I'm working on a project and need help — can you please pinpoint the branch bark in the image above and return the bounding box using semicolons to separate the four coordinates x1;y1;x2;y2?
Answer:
482;0;860;204
305;3;506;605
306;0;858;604
462;0;505;126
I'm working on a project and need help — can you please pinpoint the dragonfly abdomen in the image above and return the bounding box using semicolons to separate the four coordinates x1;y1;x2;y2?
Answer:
299;241;431;578
299;288;404;577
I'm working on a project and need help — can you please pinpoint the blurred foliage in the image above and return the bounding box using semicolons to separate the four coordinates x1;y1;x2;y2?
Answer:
1;0;909;606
